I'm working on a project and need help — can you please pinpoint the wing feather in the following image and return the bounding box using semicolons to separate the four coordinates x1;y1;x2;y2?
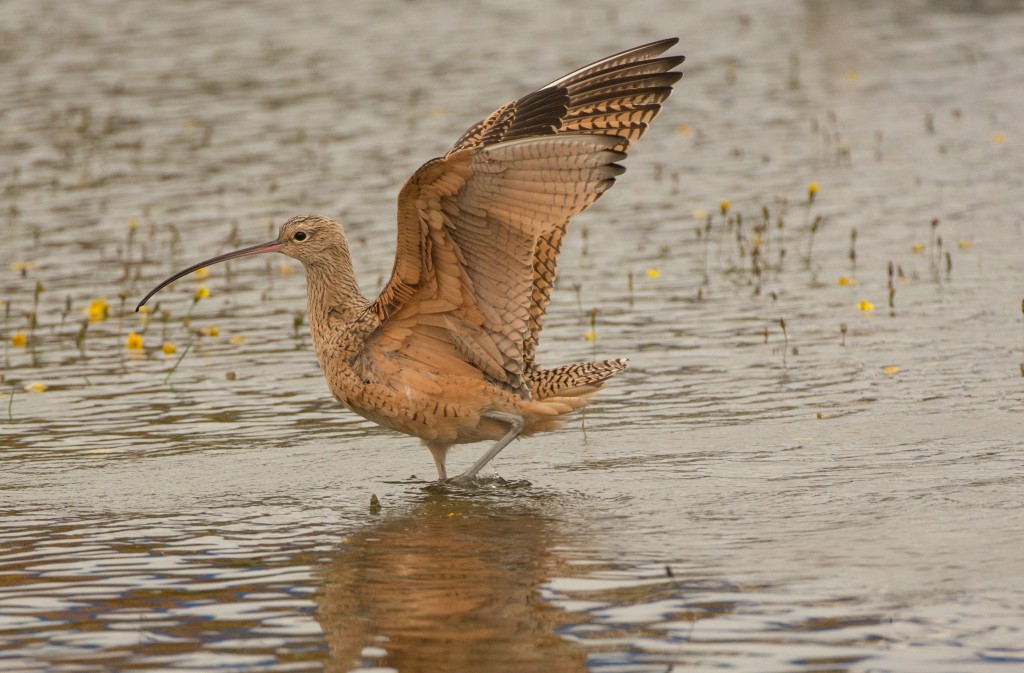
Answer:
443;40;684;369
370;135;625;394
369;40;683;395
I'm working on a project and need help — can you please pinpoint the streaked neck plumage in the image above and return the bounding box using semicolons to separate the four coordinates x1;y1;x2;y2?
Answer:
301;240;371;360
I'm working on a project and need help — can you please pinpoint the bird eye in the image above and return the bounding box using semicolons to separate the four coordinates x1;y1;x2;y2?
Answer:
294;231;307;241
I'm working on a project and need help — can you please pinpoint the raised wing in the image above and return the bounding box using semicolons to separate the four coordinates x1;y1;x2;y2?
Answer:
369;40;682;395
448;38;683;366
371;135;624;395
450;38;683;156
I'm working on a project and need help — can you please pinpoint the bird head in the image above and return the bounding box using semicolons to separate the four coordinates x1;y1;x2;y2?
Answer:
275;215;347;265
135;215;346;312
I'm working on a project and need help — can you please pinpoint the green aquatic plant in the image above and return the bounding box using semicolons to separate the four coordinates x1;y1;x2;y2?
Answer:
183;284;209;326
849;226;858;269
888;261;897;313
585;307;598;343
775;318;789;369
163;338;194;385
803;215;822;269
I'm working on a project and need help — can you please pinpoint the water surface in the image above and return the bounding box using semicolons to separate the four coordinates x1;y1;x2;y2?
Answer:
3;0;1024;671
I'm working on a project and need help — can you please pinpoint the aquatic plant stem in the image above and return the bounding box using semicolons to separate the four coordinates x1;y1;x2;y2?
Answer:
780;318;788;369
163;338;194;384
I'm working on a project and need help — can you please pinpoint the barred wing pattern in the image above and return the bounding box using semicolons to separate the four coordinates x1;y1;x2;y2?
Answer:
449;38;683;156
448;38;683;367
370;40;682;395
371;136;625;395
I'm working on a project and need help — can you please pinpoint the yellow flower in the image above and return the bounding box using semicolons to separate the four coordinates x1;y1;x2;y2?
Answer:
808;182;819;202
162;342;177;355
675;124;694;138
128;217;138;231
837;276;855;286
584;330;597;342
751;235;763;248
11;331;27;347
88;298;109;322
194;285;210;300
720;200;730;215
693;207;707;221
844;69;860;82
125;331;144;350
857;300;875;312
278;262;293;277
193;267;209;280
911;243;925;254
645;268;661;279
138;305;151;315
230;335;246;345
24;381;46;393
199;325;219;337
958;240;973;250
8;260;39;273
884;365;901;376
992;131;1007;144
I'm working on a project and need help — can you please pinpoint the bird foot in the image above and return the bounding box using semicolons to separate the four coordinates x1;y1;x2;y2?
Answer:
434;474;532;491
446;473;478;487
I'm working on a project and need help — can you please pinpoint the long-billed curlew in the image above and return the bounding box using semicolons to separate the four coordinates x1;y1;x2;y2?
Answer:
138;39;683;482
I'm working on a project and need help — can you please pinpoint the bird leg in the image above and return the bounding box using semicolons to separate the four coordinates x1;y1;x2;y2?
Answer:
450;411;524;483
428;443;449;481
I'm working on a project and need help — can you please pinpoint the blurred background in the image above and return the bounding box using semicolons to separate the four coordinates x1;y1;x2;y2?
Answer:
2;1;1024;671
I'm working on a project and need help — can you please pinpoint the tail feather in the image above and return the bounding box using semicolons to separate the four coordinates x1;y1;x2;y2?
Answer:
530;358;628;400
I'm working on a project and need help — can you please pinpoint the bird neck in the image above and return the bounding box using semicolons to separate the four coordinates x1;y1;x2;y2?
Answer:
303;248;368;349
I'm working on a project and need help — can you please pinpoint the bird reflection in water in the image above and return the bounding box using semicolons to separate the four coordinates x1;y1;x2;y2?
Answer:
316;488;586;673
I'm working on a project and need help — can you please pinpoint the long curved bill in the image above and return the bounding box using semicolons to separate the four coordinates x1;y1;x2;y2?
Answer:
135;239;284;312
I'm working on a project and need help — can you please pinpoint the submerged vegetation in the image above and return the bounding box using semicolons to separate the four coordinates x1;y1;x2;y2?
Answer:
1;166;983;422
1;215;305;413
0;34;1005;430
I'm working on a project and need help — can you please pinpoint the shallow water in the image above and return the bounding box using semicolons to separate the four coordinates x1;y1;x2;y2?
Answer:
3;0;1024;671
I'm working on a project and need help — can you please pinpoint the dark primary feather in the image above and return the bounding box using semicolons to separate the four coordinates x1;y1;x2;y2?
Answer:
449;38;683;157
371;39;683;397
443;39;684;376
